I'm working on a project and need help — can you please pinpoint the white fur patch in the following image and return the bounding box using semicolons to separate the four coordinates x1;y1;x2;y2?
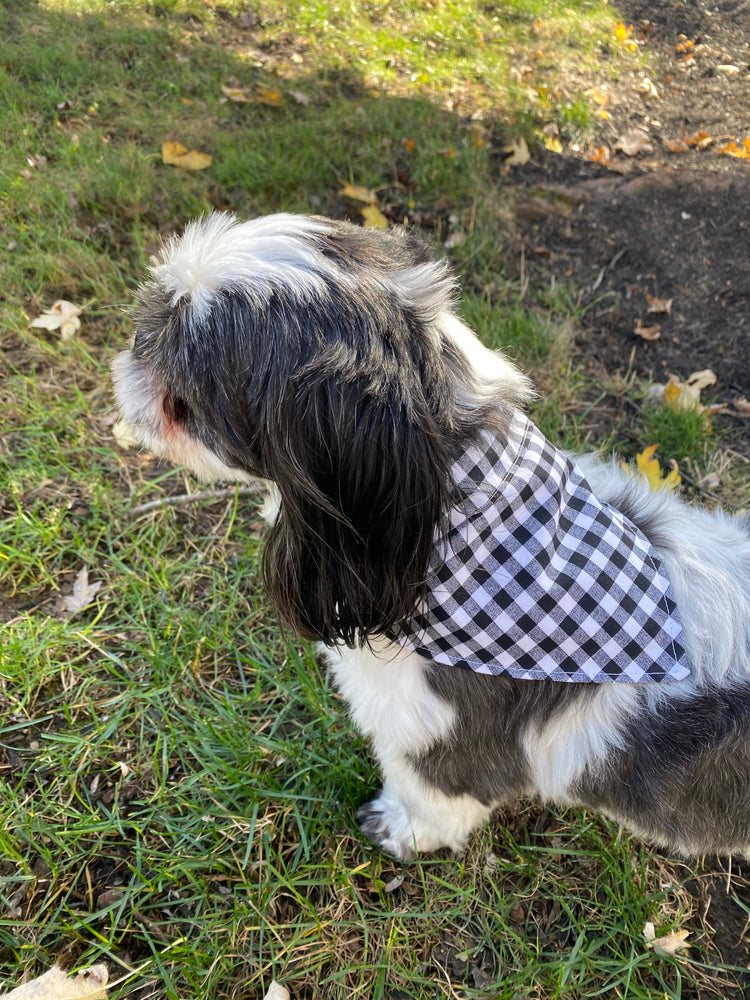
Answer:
151;212;334;320
524;684;640;802
111;350;255;483
438;313;533;403
324;639;491;857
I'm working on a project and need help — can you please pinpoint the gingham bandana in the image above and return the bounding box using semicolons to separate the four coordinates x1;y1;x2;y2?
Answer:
402;410;690;683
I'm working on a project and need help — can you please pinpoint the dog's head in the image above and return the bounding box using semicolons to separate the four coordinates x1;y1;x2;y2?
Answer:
113;212;530;645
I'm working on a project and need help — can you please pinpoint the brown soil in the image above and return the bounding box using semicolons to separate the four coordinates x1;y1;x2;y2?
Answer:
506;0;750;443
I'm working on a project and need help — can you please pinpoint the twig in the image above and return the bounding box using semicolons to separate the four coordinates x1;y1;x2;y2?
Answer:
127;484;265;516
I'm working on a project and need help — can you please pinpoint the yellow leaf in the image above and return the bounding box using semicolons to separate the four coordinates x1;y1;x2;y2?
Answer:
161;141;212;170
614;21;633;41
718;137;750;160
255;88;283;107
361;205;388;229
635;445;681;492
544;136;562;154
339;182;378;205
614;21;638;50
663;378;682;406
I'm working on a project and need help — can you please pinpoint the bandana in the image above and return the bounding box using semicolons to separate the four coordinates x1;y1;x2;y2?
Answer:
402;410;689;684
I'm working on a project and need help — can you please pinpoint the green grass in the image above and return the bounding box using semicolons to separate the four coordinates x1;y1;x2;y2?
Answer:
1;1;747;998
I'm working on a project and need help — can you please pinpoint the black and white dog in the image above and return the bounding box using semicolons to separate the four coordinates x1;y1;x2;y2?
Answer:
113;212;750;861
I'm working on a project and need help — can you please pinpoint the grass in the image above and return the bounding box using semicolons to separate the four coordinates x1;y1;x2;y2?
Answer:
1;1;748;998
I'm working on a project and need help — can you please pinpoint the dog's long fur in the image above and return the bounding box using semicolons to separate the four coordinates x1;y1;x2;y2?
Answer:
113;212;750;861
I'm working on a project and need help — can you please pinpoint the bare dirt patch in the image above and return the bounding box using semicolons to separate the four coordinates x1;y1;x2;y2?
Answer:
506;0;750;453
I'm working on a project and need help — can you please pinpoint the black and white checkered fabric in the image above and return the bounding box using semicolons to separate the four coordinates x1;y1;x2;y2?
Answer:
402;410;689;683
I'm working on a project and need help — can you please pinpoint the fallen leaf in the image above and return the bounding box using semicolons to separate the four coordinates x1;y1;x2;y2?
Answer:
718;137;750;160
614;21;638;51
733;396;750;416
615;131;653;156
716;64;740;74
30;300;83;340
544;135;563;153
640;77;659;98
589;146;610;165
161;141;212;170
3;964;108;1000
663;370;717;410
289;89;312;105
504;136;530;165
360;205;388;229
438;146;458;158
675;36;695;53
687;130;712;149
662;137;689;153
644;922;690;956
401;137;417;152
262;983;290;1000
221;83;252;102
339;182;378;205
112;417;138;450
632;445;682;492
255;88;283;107
634;319;661;340
646;294;673;315
443;231;466;250
62;568;103;617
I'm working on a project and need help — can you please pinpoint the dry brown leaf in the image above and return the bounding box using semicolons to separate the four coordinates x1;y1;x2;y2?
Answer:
112;417;138;450
401;137;417;153
634;319;661;340
360;205;388;230
615;131;653;156
662;137;689;153
504;136;530;165
62;568;103;617
29;300;83;340
687;131;713;149
3;964;108;1000
339;182;378;205
644;921;691;956
733;396;750;416
589;146;610;165
161;141;212;170
646;294;673;315
221;83;252;102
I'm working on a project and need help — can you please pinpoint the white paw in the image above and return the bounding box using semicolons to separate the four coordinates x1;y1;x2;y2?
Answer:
357;790;419;860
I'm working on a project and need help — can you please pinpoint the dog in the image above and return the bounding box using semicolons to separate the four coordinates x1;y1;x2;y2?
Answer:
112;211;750;862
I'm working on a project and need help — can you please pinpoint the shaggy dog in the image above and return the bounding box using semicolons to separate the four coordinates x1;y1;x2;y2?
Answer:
112;212;750;861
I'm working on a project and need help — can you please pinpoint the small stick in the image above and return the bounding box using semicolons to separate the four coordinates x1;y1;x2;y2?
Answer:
127;484;265;516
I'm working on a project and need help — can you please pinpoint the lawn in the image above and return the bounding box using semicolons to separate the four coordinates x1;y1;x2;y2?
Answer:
1;2;746;998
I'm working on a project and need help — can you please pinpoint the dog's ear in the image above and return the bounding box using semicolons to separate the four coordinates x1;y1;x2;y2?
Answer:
259;328;455;648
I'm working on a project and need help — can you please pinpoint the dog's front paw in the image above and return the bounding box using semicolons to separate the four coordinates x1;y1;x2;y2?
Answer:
357;790;419;861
